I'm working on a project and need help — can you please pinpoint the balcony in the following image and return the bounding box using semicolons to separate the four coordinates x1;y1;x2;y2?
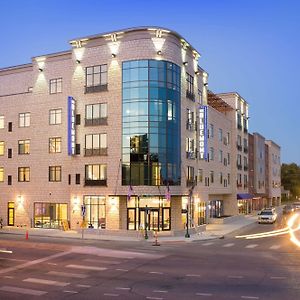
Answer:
186;122;196;131
237;144;242;151
237;163;243;170
84;148;108;157
84;179;107;186
85;84;108;94
85;117;108;126
186;90;195;101
186;151;196;160
237;123;242;130
244;147;248;154
244;165;248;171
186;179;196;187
237;183;243;188
244;127;248;134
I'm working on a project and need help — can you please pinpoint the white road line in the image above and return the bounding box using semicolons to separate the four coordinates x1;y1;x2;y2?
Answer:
47;262;57;266
270;276;286;280
153;290;168;293
47;271;88;279
3;275;14;279
115;287;131;290
228;275;244;279
241;296;259;299
104;293;119;297
202;242;214;246
66;264;107;271
186;274;201;277
146;297;163;300
245;244;258;249
0;258;27;262
77;284;92;288
270;245;281;250
223;243;235;248
0;251;72;275
149;271;163;274
115;268;128;272
23;277;69;287
196;293;212;296
0;285;47;296
63;290;78;294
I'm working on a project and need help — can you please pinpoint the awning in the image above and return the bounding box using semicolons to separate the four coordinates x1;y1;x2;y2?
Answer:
237;193;253;200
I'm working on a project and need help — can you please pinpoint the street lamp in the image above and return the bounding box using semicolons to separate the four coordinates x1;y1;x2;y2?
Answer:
145;205;149;240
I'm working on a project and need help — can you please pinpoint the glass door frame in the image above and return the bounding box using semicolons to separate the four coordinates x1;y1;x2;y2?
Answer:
7;202;15;226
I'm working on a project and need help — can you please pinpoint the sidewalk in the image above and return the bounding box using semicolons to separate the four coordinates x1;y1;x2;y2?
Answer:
0;214;258;243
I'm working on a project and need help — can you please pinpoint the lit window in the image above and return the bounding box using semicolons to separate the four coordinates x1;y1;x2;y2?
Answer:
18;167;30;182
49;137;62;153
49;166;62;182
49;109;62;125
0;116;4;129
0;167;4;182
85;103;107;125
85;133;107;156
19;113;30;127
49;78;62;94
18;140;30;154
0;141;4;155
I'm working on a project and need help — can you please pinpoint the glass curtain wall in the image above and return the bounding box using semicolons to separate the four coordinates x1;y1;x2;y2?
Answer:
122;60;181;186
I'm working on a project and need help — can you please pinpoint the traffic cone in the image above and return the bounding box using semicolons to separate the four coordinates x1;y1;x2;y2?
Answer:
25;230;29;240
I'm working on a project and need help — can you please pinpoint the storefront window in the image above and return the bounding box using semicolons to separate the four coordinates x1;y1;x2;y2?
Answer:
208;200;223;218
34;203;67;229
198;202;206;225
83;196;106;228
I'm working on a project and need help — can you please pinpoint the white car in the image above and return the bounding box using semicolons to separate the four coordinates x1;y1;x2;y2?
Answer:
258;209;277;224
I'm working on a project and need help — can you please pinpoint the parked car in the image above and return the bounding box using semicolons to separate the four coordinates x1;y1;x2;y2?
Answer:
293;202;300;210
283;204;295;215
258;208;277;224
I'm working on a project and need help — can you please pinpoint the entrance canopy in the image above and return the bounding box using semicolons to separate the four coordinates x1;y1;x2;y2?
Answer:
237;193;253;200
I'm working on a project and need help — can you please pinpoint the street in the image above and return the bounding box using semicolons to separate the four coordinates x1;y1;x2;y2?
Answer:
0;221;300;300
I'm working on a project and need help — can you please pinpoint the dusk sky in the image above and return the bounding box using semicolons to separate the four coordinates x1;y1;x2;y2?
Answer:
1;0;299;164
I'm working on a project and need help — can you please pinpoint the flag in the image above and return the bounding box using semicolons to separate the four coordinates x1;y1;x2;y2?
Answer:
127;185;133;201
165;184;171;201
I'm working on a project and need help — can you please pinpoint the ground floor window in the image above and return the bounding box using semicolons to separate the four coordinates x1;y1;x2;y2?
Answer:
181;197;195;229
83;196;106;229
34;203;68;229
238;199;252;214
209;200;223;218
197;202;207;225
127;196;170;231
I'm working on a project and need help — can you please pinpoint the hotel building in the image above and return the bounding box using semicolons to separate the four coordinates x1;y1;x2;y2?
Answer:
0;27;277;234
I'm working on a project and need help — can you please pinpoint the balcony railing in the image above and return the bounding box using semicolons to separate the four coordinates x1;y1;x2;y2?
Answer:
244;147;248;154
186;151;196;159
85;117;108;126
237;144;242;151
186;179;196;187
237;123;242;130
237;163;243;170
237;183;243;187
84;148;108;157
84;179;107;186
85;84;108;94
244;127;248;133
244;165;248;171
186;90;195;101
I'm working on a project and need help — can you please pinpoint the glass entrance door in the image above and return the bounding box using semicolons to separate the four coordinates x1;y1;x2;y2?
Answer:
7;202;15;226
138;208;159;231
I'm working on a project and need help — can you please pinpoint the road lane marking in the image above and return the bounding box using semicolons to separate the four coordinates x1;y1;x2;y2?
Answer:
153;290;168;293
47;262;57;266
0;285;47;296
196;293;212;296
0;251;72;275
84;258;122;264
47;271;88;279
223;243;235;247
241;296;259;299
186;274;201;277
23;277;69;287
104;293;119;297
245;244;258;249
270;276;286;280
115;287;131;290
0;258;27;262
66;264;107;271
270;245;281;250
115;268;128;272
149;271;163;274
146;297;163;300
202;242;214;246
77;284;92;288
3;275;14;279
63;290;78;294
228;275;244;279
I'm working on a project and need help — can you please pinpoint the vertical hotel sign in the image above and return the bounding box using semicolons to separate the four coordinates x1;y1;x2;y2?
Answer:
68;96;76;156
199;105;208;160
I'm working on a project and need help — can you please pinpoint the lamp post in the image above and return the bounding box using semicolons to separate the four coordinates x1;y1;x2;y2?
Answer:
145;205;149;240
185;197;190;238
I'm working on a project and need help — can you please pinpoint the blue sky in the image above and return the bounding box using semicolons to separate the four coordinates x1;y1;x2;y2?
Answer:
1;0;299;164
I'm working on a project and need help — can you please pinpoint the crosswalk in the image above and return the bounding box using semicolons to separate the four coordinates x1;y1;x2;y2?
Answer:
199;241;283;250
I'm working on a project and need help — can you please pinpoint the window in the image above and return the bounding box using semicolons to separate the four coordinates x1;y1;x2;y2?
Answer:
198;169;203;183
85;133;107;156
219;150;223;163
18;167;30;182
187;166;195;186
49;137;62;153
0;116;4;129
8;175;12;185
85;164;107;185
0;141;4;156
18;140;30;154
198;89;203;104
8;148;12;158
210;171;214;184
186;73;194;100
186;138;195;159
49;109;62;125
8;122;12;132
19;113;30;127
186;108;194;130
209;147;214;161
228;173;231;185
85;103;108;126
0;167;3;182
75;173;80;185
86;64;108;92
49;166;61;182
209;124;214;138
218;128;223;142
49;78;62;94
219;172;223;184
227;132;230;145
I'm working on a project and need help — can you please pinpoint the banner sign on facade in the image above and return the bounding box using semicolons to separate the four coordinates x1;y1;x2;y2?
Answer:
68;96;76;156
199;105;208;160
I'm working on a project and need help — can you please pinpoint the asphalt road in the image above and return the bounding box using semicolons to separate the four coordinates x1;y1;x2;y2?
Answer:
0;217;299;300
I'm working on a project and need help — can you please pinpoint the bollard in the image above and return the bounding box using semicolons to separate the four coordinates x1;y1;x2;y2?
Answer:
152;231;160;246
25;230;29;240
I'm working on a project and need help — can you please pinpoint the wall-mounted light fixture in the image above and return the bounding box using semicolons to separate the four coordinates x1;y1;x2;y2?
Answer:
195;70;200;75
111;53;116;58
76;59;81;64
204;83;208;86
157;50;162;55
183;61;188;66
38;68;43;72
